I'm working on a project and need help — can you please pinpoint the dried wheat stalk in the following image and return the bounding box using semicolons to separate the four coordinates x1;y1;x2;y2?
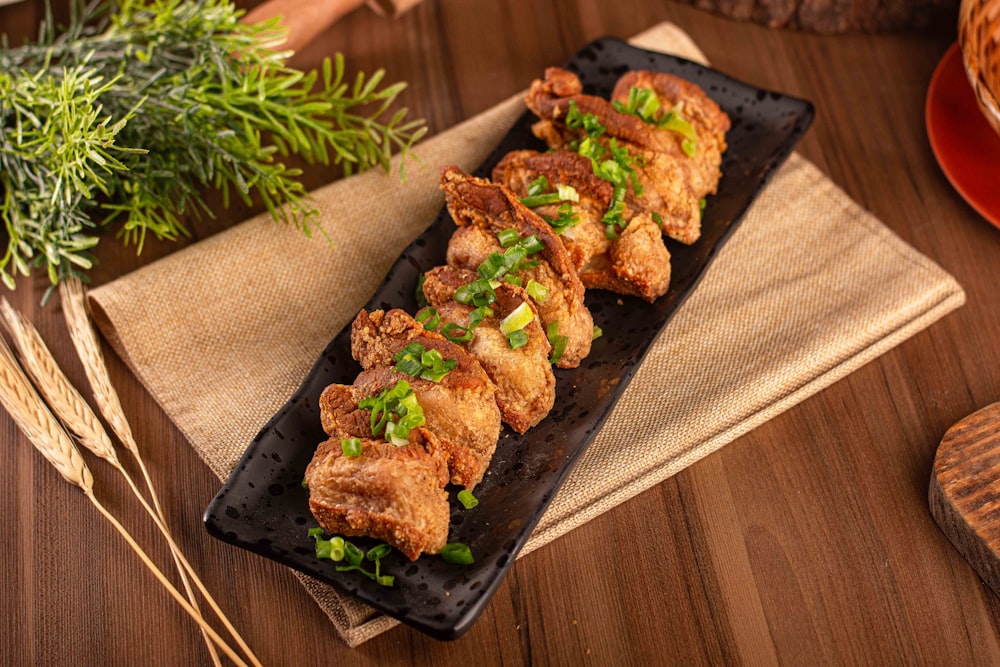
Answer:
0;335;249;667
0;299;225;667
57;279;263;667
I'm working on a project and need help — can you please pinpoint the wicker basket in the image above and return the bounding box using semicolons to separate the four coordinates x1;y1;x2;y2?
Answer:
959;0;1000;135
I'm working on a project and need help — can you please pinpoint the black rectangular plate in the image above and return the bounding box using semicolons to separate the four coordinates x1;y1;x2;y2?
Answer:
204;36;814;641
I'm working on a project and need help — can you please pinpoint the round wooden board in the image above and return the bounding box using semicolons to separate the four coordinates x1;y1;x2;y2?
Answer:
930;402;1000;593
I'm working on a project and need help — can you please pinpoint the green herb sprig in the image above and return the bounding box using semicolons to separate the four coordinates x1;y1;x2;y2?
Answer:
0;0;427;296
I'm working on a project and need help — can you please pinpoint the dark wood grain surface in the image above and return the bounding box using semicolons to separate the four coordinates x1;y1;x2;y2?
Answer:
3;1;999;664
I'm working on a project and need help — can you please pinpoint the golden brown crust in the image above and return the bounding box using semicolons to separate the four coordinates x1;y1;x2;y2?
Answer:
525;67;730;245
440;166;593;368
305;434;449;561
493;149;671;302
422;265;555;433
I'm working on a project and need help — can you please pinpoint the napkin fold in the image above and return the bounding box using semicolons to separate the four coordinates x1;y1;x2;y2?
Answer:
87;23;965;646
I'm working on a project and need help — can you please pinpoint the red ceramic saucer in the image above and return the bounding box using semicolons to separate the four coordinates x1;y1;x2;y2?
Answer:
926;43;1000;229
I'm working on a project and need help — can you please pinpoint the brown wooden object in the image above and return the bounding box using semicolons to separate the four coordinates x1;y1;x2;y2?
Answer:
679;0;959;32
930;403;1000;595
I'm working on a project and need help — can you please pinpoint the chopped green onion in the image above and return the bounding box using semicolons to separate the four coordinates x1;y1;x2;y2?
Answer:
457;489;479;510
518;234;544;255
497;228;520;248
526;279;549;303
367;543;392;561
357;380;425;443
520;192;562;207
526;174;548;197
308;529;346;561
660;109;698;156
592;325;603;340
613;86;661;123
556;184;580;202
699;197;707;211
415;273;428;309
545;203;580;234
343;541;365;567
329;537;346;561
506;329;529;350
547;321;569;365
520;184;579;208
442;322;472;343
440;543;475;565
416;307;440;331
301;477;308;489
309;531;390;585
340;437;362;458
565;100;605;138
500;301;534;335
504;275;523;287
454;278;497;307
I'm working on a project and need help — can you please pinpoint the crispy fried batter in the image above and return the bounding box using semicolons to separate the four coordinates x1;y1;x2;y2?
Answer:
612;70;730;198
494;149;671;302
440;166;593;367
525;67;729;245
422;265;555;433
342;309;502;490
305;414;449;561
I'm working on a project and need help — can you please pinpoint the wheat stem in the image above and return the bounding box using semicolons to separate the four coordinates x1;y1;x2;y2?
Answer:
58;278;262;667
0;336;247;665
85;490;251;667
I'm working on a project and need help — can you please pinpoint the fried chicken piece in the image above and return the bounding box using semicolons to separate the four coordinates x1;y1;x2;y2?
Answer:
525;67;729;245
306;395;449;561
340;309;502;489
611;70;730;199
440;166;593;368
494;149;671;302
422;265;555;433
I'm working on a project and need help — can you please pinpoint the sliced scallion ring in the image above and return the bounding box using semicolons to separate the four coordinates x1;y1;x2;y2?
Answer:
499;301;534;335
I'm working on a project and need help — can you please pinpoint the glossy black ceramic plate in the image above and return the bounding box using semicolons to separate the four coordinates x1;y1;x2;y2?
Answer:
204;36;814;640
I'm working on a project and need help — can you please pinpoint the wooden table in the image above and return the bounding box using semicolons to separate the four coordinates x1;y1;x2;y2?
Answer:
4;1;999;664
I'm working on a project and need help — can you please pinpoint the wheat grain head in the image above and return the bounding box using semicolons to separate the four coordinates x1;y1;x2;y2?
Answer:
0;298;121;467
59;278;139;455
0;334;93;490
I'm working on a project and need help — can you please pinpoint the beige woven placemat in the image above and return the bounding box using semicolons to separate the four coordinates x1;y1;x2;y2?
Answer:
87;23;965;646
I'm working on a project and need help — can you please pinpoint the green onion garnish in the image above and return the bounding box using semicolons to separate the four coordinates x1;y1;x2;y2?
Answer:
457;489;479;510
367;543;392;561
340;437;362;458
545;203;580;234
453;277;497;308
416;306;440;331
504;275;523;287
526;279;549;303
518;234;544;255
526;174;548;197
506;329;529;350
500;301;534;335
565;99;605;138
308;530;392;585
592;325;603;340
612;86;661;123
357;380;425;445
440;543;475;565
442;322;472;343
547;321;569;365
497;228;520;248
415;273;428;309
519;183;579;208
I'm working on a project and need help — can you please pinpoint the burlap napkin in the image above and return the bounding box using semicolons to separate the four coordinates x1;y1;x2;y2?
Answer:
87;23;965;646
